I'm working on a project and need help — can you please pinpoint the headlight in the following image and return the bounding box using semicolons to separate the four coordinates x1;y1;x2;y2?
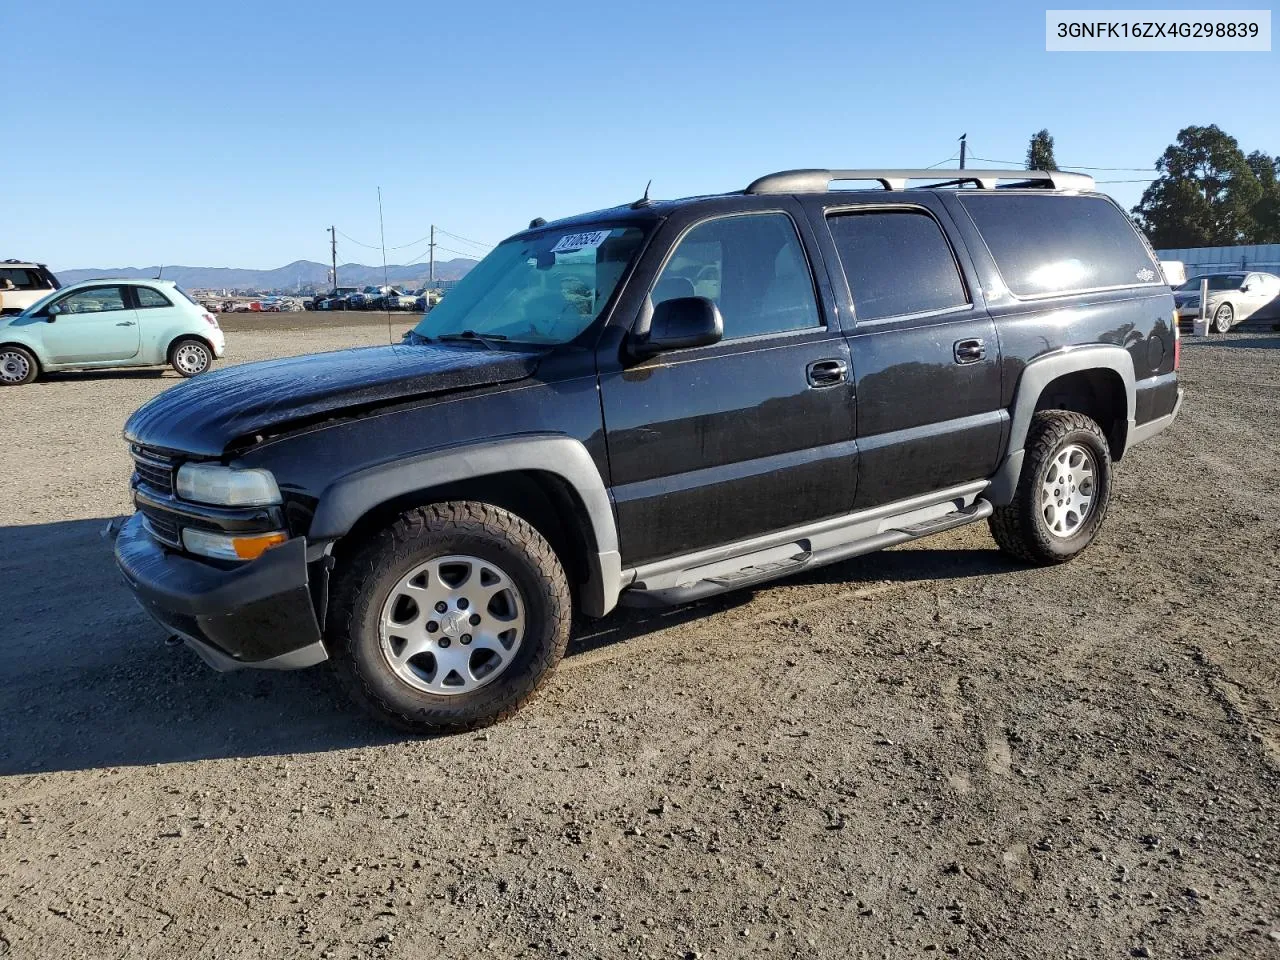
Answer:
182;527;288;561
175;464;281;506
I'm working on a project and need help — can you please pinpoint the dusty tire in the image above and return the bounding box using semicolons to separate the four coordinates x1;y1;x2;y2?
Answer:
1212;303;1234;333
988;411;1112;566
0;345;39;386
328;501;572;733
169;337;213;377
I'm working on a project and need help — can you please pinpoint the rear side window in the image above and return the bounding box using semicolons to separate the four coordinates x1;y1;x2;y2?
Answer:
827;210;969;322
135;286;173;308
652;213;821;340
960;194;1160;297
0;268;47;290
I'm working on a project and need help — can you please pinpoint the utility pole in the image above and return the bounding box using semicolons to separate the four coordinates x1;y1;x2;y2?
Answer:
329;225;338;291
958;133;967;170
429;224;436;286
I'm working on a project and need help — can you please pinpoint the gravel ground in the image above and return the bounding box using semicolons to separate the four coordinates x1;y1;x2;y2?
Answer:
1;322;1277;959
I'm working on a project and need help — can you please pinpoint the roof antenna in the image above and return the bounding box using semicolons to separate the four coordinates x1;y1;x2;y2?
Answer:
631;179;653;209
155;265;164;280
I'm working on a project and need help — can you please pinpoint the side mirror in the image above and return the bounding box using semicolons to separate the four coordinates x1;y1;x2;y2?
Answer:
46;304;63;320
630;296;723;359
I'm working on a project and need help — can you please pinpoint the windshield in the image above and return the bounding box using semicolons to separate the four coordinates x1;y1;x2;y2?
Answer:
1178;275;1244;292
413;225;647;344
18;287;66;315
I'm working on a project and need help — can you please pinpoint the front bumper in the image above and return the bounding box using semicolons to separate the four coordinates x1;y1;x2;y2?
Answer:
112;512;326;671
210;327;227;357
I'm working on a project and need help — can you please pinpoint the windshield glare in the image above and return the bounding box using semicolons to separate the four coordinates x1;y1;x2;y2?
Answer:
1178;275;1244;292
413;226;646;344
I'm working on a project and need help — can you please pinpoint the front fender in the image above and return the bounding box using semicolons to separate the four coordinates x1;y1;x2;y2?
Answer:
0;327;51;368
308;434;622;617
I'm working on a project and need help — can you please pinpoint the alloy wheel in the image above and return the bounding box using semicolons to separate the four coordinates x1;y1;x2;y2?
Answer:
1041;443;1096;538
0;350;31;384
378;555;526;696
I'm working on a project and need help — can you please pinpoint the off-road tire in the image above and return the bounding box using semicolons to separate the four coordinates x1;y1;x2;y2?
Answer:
328;501;572;733
988;411;1112;566
0;345;39;386
1212;303;1234;334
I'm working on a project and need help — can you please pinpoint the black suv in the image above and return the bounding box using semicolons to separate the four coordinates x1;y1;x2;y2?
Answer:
112;168;1183;732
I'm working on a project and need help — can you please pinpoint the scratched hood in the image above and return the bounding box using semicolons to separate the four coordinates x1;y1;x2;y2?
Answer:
124;342;543;457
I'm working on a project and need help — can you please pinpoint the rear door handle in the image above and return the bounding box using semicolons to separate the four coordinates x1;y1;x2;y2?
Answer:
953;338;985;364
806;358;848;387
116;321;137;327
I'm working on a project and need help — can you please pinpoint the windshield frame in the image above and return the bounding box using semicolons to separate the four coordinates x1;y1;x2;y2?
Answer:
411;220;655;349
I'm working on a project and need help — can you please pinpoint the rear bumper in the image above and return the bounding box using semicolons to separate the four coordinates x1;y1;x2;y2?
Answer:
112;512;326;671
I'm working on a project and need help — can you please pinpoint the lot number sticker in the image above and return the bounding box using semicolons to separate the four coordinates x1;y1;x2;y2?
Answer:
551;230;612;253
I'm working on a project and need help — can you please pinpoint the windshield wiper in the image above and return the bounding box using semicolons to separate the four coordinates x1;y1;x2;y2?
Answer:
437;330;510;349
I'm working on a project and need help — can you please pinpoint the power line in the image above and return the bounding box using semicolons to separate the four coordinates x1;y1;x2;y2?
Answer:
925;155;959;170
436;228;494;250
969;154;1157;172
435;244;483;259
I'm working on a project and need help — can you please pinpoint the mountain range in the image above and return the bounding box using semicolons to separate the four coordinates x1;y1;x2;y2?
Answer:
54;258;478;292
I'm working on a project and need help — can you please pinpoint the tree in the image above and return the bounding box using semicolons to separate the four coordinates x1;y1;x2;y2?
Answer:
1026;130;1058;171
1132;125;1264;248
1246;150;1280;243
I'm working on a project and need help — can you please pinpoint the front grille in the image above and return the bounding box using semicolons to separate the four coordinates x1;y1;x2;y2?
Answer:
131;445;175;493
139;504;182;548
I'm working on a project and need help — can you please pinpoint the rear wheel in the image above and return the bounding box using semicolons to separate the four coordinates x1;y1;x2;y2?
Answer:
329;501;572;733
1213;303;1234;333
989;411;1112;565
0;345;38;386
170;338;213;377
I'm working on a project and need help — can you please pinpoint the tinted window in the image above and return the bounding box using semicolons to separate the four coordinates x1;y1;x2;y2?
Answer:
0;268;45;290
57;286;128;314
135;286;173;308
827;210;969;322
653;213;820;339
960;194;1160;297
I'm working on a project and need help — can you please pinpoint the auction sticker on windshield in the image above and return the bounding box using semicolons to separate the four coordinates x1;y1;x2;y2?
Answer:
551;230;612;253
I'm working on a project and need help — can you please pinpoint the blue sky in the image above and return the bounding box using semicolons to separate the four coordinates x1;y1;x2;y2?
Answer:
8;0;1276;270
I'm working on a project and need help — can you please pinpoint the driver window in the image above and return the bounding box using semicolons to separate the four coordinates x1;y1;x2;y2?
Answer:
56;286;128;314
652;213;821;340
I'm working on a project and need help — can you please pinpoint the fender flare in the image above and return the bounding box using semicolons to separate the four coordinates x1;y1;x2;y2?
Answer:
988;345;1136;506
308;434;622;617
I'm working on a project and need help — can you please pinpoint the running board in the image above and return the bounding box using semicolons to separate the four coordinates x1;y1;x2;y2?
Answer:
621;494;993;608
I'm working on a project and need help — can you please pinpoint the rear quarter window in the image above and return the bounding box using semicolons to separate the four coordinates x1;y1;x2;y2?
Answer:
959;194;1161;298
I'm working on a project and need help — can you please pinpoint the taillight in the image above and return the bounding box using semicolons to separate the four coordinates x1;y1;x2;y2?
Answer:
1172;309;1180;371
203;312;219;328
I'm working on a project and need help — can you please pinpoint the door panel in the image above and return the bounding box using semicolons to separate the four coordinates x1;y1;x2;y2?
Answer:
603;334;856;563
817;201;1005;509
600;208;856;567
43;285;141;362
846;315;1004;507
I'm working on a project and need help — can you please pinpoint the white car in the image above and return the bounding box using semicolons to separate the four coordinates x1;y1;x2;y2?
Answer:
1174;271;1280;333
0;261;61;315
0;278;226;386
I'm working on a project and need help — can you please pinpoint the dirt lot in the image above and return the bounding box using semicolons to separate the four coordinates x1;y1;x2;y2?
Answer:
1;320;1277;960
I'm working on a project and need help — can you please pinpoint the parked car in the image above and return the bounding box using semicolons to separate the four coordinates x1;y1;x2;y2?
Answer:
112;167;1181;733
315;287;359;310
0;261;61;316
1173;271;1280;332
381;288;416;311
1;279;224;385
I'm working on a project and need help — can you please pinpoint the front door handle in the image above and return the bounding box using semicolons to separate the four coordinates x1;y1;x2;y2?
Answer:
806;358;848;387
116;321;137;327
953;338;986;364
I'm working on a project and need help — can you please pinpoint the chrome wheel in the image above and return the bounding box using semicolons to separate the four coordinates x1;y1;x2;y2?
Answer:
378;554;526;696
0;350;30;384
173;342;211;375
1041;443;1096;538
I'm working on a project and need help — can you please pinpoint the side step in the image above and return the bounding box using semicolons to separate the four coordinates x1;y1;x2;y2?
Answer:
621;498;993;608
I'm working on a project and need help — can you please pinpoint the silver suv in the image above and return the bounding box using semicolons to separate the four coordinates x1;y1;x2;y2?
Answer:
0;261;61;316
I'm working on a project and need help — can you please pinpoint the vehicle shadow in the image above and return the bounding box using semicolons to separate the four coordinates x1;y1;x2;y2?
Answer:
39;368;171;383
0;517;1014;776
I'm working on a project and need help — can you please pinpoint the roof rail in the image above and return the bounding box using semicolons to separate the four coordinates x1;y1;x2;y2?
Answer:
744;168;1095;194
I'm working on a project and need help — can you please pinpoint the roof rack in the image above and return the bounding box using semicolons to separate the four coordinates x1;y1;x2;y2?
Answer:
744;168;1095;194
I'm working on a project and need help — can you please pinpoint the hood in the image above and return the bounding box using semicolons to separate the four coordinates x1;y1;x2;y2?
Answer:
125;342;544;457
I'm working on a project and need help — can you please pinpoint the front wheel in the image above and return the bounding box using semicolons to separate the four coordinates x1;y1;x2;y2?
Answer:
989;411;1112;566
1213;303;1234;333
170;338;213;377
328;501;572;733
0;345;39;386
